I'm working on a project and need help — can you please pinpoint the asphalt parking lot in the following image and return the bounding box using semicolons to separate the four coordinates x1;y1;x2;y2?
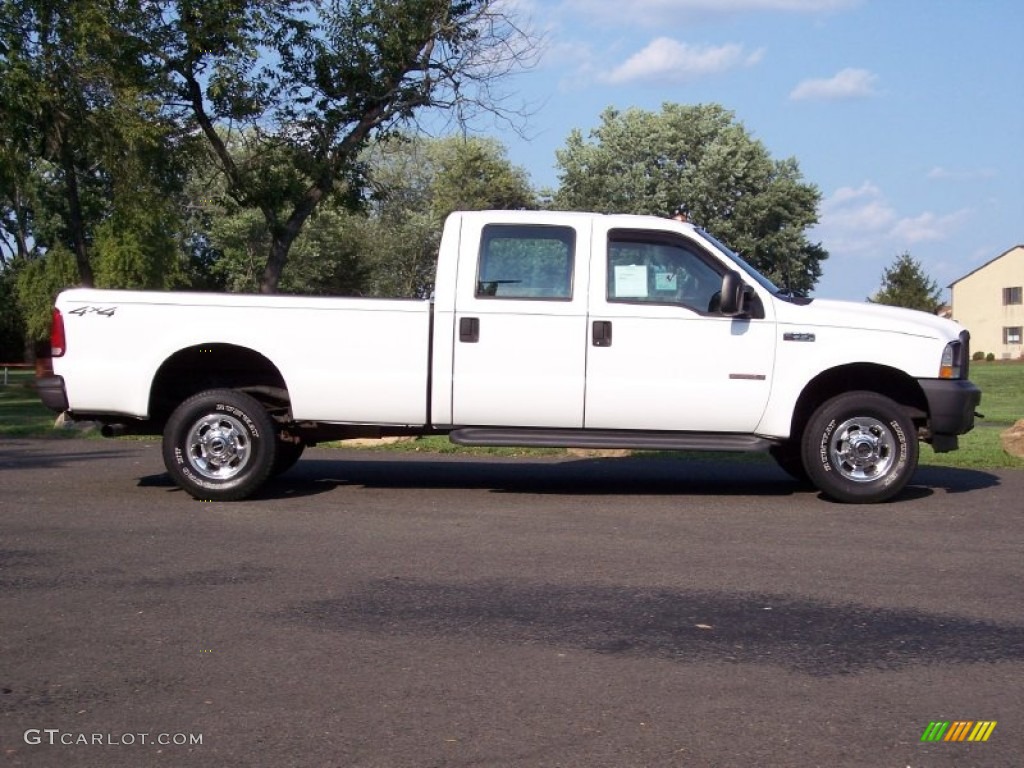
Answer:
1;438;1022;766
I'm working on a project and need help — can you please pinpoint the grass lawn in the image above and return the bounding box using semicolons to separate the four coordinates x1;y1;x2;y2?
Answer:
0;369;83;438
920;361;1024;470
2;362;1021;469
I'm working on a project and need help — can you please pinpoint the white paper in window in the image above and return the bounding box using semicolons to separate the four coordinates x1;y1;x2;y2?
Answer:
654;271;677;291
614;265;648;298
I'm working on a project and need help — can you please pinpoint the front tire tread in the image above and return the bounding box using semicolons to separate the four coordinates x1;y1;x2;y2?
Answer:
801;391;918;504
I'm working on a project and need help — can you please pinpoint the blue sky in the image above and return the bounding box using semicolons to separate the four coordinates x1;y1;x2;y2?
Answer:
483;0;1024;302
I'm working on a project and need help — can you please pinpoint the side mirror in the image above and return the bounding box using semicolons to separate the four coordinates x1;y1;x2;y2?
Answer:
719;270;748;316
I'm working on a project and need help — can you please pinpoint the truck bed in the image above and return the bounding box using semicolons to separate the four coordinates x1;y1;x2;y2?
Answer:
54;289;434;425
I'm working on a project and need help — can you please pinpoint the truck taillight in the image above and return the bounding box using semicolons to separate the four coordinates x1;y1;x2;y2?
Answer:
51;309;66;357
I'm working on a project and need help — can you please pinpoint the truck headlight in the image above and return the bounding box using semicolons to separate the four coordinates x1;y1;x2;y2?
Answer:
939;333;968;379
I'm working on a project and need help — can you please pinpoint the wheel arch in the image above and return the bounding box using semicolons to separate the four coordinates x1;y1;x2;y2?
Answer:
148;343;290;426
787;363;928;442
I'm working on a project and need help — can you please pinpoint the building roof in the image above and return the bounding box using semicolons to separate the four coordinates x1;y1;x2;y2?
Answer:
948;244;1024;288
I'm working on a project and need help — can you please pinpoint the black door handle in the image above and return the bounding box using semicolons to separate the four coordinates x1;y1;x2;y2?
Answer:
460;317;480;343
592;320;612;347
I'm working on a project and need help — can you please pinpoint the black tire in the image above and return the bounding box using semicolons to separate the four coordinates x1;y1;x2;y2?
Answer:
801;391;918;504
769;440;811;484
162;389;277;501
271;437;305;477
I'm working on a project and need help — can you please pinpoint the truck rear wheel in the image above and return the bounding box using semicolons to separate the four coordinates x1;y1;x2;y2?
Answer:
801;391;917;504
162;389;277;501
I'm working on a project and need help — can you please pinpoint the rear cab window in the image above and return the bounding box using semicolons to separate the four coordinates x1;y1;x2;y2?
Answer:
476;225;575;300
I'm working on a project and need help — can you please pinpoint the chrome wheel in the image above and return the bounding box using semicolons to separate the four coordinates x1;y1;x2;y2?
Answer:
828;416;896;483
185;413;252;481
804;391;917;503
164;389;277;501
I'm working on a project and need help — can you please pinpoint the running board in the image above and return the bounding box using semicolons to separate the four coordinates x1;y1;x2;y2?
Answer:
449;427;774;453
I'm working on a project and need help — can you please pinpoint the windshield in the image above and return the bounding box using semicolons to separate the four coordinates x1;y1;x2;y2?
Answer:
694;228;783;295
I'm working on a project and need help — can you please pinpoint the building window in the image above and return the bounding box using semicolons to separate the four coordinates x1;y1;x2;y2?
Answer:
1003;286;1023;305
1004;327;1022;345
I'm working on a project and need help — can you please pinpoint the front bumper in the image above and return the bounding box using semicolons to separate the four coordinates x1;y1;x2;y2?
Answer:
917;378;982;451
36;375;69;413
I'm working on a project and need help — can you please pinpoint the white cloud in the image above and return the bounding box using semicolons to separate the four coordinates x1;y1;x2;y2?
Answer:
603;38;764;85
695;0;856;8
490;0;538;12
926;166;998;181
889;211;970;244
811;182;972;300
816;182;895;247
789;68;878;101
813;182;968;254
561;0;859;24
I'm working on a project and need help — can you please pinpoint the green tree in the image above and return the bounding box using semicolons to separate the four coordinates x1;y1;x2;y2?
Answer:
195;134;535;299
361;134;535;297
14;243;78;341
92;210;181;290
425;135;535;221
1;0;191;289
1;147;54;355
89;97;198;290
0;266;27;361
208;206;369;296
138;0;533;294
868;252;943;312
553;103;827;295
0;143;39;266
1;0;97;282
182;138;369;295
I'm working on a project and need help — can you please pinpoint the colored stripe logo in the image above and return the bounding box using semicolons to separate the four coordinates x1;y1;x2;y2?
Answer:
921;721;997;742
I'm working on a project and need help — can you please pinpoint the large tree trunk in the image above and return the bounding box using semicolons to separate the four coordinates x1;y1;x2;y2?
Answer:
11;188;32;261
60;146;94;287
258;177;331;294
260;233;295;294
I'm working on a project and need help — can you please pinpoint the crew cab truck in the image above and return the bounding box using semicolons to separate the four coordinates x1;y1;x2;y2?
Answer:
38;210;981;504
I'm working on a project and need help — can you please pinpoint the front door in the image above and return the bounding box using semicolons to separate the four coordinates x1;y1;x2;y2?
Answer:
584;227;776;433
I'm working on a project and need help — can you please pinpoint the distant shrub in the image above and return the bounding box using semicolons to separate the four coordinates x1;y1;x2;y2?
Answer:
972;350;985;361
986;352;996;362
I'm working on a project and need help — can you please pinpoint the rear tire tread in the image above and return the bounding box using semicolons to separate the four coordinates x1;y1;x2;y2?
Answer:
162;389;277;501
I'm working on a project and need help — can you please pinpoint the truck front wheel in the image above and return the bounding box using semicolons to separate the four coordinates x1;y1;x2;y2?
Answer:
162;389;277;501
801;391;918;504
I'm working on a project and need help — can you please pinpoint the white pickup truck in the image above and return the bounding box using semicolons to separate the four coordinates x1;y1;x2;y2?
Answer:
38;210;980;503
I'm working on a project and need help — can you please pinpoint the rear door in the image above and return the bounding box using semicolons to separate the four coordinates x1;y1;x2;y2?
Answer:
450;217;591;427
